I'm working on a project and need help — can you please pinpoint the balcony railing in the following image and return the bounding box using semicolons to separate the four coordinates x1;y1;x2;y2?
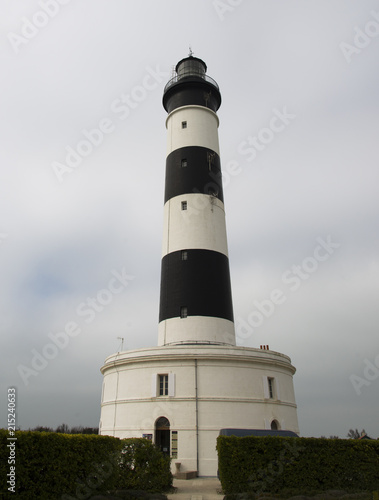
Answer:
164;72;219;93
164;340;232;346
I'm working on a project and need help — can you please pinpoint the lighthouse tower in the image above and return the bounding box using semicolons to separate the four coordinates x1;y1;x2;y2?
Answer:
159;55;234;347
99;55;299;477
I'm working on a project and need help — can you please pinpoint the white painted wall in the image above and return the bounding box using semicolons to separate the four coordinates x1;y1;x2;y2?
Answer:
162;194;229;257
166;105;220;155
100;345;299;476
158;316;235;346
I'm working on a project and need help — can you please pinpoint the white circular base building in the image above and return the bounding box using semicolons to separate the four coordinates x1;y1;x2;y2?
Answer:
100;344;299;476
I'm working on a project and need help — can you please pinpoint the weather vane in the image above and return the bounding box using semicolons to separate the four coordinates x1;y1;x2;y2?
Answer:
189;46;194;57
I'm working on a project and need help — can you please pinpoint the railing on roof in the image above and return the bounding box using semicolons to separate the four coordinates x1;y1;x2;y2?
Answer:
164;340;232;346
164;72;219;93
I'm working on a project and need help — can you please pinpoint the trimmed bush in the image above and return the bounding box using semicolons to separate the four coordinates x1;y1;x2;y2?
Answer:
217;435;379;496
117;438;172;493
0;429;123;499
0;430;172;499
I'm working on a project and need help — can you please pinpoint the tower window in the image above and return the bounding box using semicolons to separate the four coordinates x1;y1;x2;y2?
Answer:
159;374;169;396
180;306;188;318
207;151;215;171
181;159;188;168
268;377;275;399
181;201;187;211
181;121;187;129
181;250;188;260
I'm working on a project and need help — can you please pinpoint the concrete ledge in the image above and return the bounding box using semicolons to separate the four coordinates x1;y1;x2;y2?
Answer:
175;470;198;479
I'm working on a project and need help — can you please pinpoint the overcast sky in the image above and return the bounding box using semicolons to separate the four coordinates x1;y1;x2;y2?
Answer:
1;0;378;439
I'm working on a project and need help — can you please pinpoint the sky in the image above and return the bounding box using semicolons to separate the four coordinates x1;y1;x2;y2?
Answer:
1;0;378;439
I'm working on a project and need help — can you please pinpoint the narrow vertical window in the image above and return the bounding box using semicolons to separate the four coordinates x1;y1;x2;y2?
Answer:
181;201;187;210
180;306;188;318
171;431;178;458
181;250;188;260
268;377;275;399
181;159;188;168
181;121;187;129
159;374;168;396
207;151;215;171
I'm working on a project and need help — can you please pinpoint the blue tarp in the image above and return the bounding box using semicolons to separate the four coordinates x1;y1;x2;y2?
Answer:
219;428;299;437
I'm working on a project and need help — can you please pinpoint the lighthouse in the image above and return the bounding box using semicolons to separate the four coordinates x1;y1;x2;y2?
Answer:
99;55;299;477
159;55;234;347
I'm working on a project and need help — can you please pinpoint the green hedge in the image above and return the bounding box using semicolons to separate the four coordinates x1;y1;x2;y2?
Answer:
0;430;172;499
217;435;379;495
0;429;123;499
117;438;172;492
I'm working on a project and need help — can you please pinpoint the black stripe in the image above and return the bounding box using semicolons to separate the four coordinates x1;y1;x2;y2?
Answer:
159;249;234;322
164;146;224;204
163;81;221;114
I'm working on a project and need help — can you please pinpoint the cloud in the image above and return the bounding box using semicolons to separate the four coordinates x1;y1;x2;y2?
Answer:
0;0;378;438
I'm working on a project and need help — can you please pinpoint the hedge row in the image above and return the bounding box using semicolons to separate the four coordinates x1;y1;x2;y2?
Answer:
117;438;172;493
0;430;172;499
217;436;379;495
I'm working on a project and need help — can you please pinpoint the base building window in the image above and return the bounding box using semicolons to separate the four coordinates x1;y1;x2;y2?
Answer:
159;374;168;396
171;431;178;458
268;377;275;399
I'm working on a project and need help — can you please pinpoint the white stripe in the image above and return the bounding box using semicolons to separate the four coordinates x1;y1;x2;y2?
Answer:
162;194;229;257
166;105;220;156
158;316;235;346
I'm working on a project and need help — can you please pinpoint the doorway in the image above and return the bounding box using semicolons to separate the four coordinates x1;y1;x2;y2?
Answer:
155;417;170;455
271;419;279;430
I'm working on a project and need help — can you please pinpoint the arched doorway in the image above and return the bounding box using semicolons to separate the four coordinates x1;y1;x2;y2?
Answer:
271;419;280;430
155;417;170;455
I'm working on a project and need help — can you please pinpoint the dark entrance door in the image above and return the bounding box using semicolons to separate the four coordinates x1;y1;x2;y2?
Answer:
155;417;170;455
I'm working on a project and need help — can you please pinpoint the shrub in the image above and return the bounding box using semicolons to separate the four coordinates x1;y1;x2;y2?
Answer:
0;431;172;498
0;430;172;499
117;438;172;493
217;435;379;495
3;430;124;499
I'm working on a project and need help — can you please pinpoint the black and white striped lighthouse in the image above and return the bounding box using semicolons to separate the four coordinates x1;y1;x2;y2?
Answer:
158;55;236;347
100;56;300;472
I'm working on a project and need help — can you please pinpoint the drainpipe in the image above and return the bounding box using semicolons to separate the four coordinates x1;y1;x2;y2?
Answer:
113;360;120;437
195;358;199;473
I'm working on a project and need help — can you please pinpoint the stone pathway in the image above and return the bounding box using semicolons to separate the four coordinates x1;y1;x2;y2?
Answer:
166;477;223;500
